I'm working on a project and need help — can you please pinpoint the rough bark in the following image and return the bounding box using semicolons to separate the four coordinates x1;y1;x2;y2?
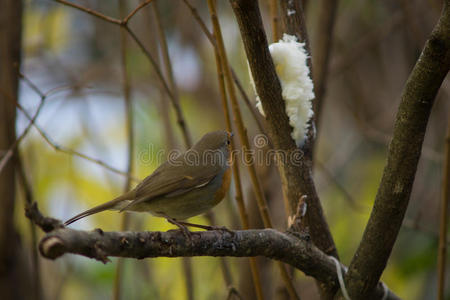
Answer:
343;2;450;299
229;0;337;260
37;226;399;299
278;1;339;297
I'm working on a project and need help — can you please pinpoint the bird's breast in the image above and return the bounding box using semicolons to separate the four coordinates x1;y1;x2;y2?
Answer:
213;166;231;202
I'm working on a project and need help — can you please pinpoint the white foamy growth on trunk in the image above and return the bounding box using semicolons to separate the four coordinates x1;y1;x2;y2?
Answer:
249;34;314;146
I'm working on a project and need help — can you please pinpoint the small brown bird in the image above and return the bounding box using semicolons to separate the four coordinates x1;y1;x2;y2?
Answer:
64;131;233;228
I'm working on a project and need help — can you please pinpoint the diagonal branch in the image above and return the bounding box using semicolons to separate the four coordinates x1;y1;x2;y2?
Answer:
230;0;337;262
344;2;450;298
210;8;264;300
124;26;192;148
207;1;300;298
54;0;122;24
122;0;153;25
181;0;267;136
15;103;139;181
54;0;193;148
113;2;134;299
0;89;46;173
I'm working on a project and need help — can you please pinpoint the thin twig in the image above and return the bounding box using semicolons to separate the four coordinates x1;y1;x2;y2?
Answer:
122;0;154;25
55;0;153;26
120;1;134;231
269;0;281;41
15;103;138;181
207;1;300;299
211;32;264;299
152;1;192;148
54;0;122;24
182;0;267;136
54;0;192;148
1;74;126;180
142;6;177;149
113;2;134;299
226;286;243;300
230;69;267;136
315;160;364;212
438;121;450;300
182;0;215;44
0;89;46;173
151;3;195;298
124;26;192;148
232;1;339;297
330;10;404;76
19;72;45;98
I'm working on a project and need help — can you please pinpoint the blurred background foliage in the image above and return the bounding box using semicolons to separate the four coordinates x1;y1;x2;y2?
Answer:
15;0;448;299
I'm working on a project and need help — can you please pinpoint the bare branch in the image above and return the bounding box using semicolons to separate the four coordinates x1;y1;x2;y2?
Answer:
269;0;281;41
207;1;300;298
124;26;193;148
37;227;330;280
37;226;399;300
230;0;337;260
113;2;134;298
152;1;193;148
181;0;267;137
54;0;122;25
25;202;64;233
344;2;450;298
330;10;404;76
15;102;139;181
122;0;154;25
0;90;45;173
210;6;264;299
54;0;193;148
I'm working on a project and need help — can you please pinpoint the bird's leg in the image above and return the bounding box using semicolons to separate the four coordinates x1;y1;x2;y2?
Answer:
166;218;192;241
177;221;234;235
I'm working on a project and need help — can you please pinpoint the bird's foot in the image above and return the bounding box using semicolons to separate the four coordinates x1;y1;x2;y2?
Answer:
176;221;234;235
207;225;235;235
166;218;193;242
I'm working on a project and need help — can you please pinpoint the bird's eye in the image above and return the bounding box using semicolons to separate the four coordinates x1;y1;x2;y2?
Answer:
226;140;231;145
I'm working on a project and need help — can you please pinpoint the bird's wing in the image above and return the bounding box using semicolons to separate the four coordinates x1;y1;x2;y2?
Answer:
120;160;221;211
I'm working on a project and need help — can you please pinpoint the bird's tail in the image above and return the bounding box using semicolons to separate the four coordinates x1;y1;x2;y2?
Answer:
64;191;135;226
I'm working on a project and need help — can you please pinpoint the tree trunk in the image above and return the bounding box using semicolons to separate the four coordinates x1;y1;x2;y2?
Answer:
0;1;29;299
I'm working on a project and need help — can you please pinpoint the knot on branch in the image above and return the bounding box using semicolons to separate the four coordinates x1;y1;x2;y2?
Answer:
287;196;309;232
25;202;63;232
39;236;66;260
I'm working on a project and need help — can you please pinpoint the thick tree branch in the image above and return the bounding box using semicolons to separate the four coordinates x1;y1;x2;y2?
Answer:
37;226;399;299
344;2;450;299
229;0;337;260
278;0;315;152
38;228;329;276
